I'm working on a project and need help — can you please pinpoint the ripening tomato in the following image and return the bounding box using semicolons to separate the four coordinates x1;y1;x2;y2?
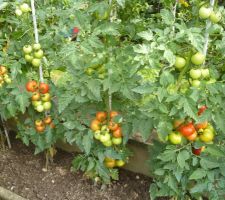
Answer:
104;158;116;168
186;131;198;141
195;121;208;131
44;116;52;125
168;132;182;144
173;119;184;129
26;80;38;92
108;121;119;131
35;119;44;127
96;111;107;122
198;105;207;116
39;83;49;94
90;119;101;131
178;122;196;137
200;128;214;143
116;160;125;167
31;92;41;101
110;111;119;119
0;66;7;75
49;122;55;129
113;127;123;138
36;125;45;133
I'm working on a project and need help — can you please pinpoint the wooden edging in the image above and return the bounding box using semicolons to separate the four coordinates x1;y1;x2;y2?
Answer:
0;187;27;200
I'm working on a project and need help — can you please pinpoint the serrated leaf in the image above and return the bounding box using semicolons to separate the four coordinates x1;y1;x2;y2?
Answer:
177;150;190;169
58;91;74;114
82;131;93;155
138;30;154;41
189;168;207;180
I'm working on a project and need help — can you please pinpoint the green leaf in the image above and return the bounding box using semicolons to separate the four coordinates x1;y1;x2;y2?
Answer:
82;130;93;155
15;94;29;113
177;150;190;169
204;145;225;157
58;90;74;114
189;168;207;180
138;30;154;41
116;0;125;8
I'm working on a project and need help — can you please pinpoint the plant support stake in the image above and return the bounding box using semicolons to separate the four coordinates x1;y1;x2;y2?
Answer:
30;0;44;83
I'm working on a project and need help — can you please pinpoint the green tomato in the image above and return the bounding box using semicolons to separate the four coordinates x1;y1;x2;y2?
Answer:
94;131;101;140
100;133;111;143
33;43;41;51
191;80;201;87
32;101;42;107
191;52;205;65
43;102;52;110
36;105;44;112
210;11;222;23
15;9;22;16
34;50;44;59
201;68;210;78
112;137;122;145
174;56;186;69
103;140;112;147
116;160;125;167
199;7;212;19
23;45;32;54
32;58;41;67
20;3;30;13
200;129;214;143
189;69;202;79
25;54;33;62
168;132;182;145
85;68;94;76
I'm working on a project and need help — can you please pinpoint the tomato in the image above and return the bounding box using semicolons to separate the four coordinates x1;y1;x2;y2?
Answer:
20;3;30;13
113;127;123;138
191;52;205;65
168;132;182;144
96;111;107;122
41;93;51;102
26;80;38;92
104;158;116;168
178;122;196;137
173;119;184;129
186;131;197;141
25;55;33;62
116;160;125;167
191;80;201;87
199;6;211;19
43;102;52;110
103;140;112;147
36;105;44;112
31;92;41;101
189;69;201;79
32;101;42;107
36;125;45;133
95;11;109;20
198;105;207;116
85;68;94;76
32;58;41;67
94;130;101;140
33;43;41;51
100;133;111;143
35;119;44;127
39;83;49;94
174;56;186;69
210;11;222;23
201;69;210;78
0;66;7;75
73;27;79;34
195;121;208;131
49;122;55;129
112;137;122;145
34;49;44;59
44;116;52;125
15;9;22;16
108;121;119;131
192;146;205;156
200;128;214;143
90;119;101;131
110;111;119;119
23;45;32;54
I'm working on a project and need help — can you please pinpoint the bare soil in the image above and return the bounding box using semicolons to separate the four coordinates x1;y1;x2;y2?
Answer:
0;138;156;200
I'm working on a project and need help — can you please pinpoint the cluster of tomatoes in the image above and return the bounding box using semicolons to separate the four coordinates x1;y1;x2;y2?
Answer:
199;5;222;23
26;80;52;112
23;43;44;68
168;106;215;155
85;64;106;80
15;3;30;16
90;111;123;147
90;111;127;168
35;116;55;133
0;66;11;87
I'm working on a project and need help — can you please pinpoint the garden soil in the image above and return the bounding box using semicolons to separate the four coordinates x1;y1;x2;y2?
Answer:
0;137;165;200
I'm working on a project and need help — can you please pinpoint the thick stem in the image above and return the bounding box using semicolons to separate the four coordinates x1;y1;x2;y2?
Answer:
1;118;11;149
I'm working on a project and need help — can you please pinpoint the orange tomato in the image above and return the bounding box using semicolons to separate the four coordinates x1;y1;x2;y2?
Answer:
36;125;45;133
90;119;101;131
104;158;116;168
108;121;119;131
186;132;198;141
195;121;208;130
96;111;107;122
110;111;119;119
113;127;122;138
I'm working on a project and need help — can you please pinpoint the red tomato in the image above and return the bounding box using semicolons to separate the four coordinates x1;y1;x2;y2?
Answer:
186;131;197;141
96;111;107;122
192;146;205;156
198;105;207;116
90;119;101;131
178;122;196;137
26;80;38;92
39;83;49;94
195;121;208;130
113;127;123;138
